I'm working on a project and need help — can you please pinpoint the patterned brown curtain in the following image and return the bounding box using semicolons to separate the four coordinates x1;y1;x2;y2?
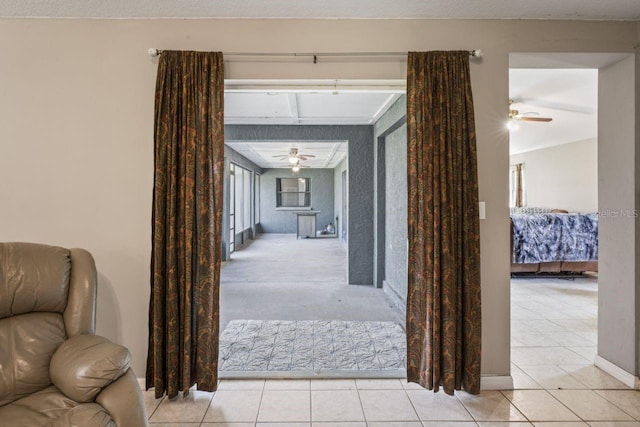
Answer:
146;51;224;399
406;51;482;395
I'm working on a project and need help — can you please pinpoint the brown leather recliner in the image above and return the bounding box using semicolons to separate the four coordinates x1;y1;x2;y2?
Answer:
0;242;148;426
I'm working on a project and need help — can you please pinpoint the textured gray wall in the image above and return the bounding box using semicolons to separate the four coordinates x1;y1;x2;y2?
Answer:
346;128;375;285
225;125;374;285
373;96;407;306
259;168;335;234
384;125;408;311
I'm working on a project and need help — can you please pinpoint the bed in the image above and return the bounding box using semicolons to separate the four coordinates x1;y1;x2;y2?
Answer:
510;208;598;274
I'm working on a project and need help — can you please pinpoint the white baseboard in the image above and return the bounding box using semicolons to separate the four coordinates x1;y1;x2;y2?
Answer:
481;375;514;390
594;355;640;389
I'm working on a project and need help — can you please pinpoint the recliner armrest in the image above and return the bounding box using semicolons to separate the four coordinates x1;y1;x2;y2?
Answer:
50;334;131;403
96;368;149;427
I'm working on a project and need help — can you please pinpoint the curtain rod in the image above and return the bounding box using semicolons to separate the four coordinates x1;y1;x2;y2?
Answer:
147;48;483;61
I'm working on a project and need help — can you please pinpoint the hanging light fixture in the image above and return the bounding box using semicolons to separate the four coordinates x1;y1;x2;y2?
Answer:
288;148;300;164
291;162;301;173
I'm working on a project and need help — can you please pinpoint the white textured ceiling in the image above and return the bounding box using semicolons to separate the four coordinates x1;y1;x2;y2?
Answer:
225;91;401;125
509;68;598;155
226;141;347;169
2;0;639;19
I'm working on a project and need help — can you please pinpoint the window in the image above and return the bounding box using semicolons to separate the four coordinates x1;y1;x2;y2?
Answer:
509;163;525;208
232;164;252;234
243;169;251;230
229;165;235;253
254;174;260;224
234;166;244;232
277;177;310;208
229;163;258;254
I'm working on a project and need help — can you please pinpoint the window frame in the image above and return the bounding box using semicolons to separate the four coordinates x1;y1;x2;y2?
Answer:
276;177;311;209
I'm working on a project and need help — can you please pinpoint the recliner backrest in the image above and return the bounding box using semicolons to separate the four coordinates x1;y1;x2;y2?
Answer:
0;242;97;407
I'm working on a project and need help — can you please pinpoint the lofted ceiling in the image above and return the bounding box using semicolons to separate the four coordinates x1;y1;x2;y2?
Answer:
509;68;598;155
2;0;639;19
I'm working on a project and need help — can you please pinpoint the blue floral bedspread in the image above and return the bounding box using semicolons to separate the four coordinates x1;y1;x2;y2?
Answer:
511;213;598;263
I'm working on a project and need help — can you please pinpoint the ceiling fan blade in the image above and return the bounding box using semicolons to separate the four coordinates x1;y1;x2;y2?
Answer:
272;155;288;158
519;98;595;115
299;154;315;158
519;117;553;122
278;163;310;168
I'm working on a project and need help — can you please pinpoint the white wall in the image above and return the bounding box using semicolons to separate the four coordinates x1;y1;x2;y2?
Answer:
598;56;638;376
510;138;598;212
0;18;637;378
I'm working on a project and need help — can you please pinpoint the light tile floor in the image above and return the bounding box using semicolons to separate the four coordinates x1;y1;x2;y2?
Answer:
144;276;640;426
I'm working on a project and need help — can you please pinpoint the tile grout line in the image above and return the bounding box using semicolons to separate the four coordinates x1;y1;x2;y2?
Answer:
198;387;215;425
354;383;369;426
308;385;312;426
592;389;640;422
499;388;540;425
254;379;266;425
147;394;164;420
453;389;478;423
543;388;589;423
401;382;423;423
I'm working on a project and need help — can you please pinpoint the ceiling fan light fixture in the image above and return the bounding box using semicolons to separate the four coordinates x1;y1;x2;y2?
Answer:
508;99;553;123
292;165;301;173
288;156;299;164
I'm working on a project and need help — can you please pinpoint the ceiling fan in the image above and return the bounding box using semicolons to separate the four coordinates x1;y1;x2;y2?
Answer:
278;162;309;169
272;148;316;164
509;99;553;122
290;162;309;173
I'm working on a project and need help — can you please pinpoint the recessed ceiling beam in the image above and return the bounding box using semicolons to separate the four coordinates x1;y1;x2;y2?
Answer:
287;94;300;124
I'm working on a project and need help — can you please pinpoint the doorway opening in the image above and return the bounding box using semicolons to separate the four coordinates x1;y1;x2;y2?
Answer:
218;80;408;378
508;52;634;389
